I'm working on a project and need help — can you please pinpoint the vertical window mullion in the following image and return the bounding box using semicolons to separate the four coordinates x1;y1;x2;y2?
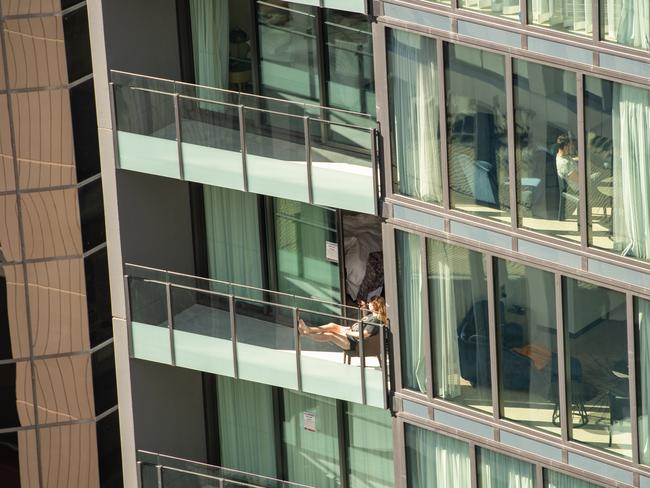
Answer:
420;236;435;400
374;24;393;200
577;72;589;250
386;225;404;393
555;274;570;443
486;255;500;420
627;293;640;465
469;442;478;488
591;0;600;44
505;55;518;232
437;40;451;211
336;400;349;488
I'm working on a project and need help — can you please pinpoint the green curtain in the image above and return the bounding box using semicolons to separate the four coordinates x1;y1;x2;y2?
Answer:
477;448;535;488
545;470;600;488
282;390;341;487
190;0;229;89
346;403;394;488
404;424;471;487
396;230;426;392
204;186;263;296
216;376;277;477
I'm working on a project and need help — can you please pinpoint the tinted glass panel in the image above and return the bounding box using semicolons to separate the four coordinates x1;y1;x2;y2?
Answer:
477;448;535;487
78;179;106;252
514;60;579;242
584;76;650;264
70;79;100;181
496;258;559;435
97;411;123;488
545;469;600;488
427;239;492;414
84;248;112;347
92;344;117;415
635;297;650;465
445;43;510;224
63;7;92;82
0;432;20;488
460;0;519;20
563;278;631;458
600;0;649;49
0;362;31;428
528;0;592;37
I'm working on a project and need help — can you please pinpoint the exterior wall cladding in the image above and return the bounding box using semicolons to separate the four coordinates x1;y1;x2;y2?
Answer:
37;0;650;486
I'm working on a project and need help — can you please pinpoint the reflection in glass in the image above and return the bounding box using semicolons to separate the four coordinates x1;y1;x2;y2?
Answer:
445;44;510;223
636;297;650;465
584;77;650;263
496;259;559;435
459;0;520;21
258;2;319;104
427;239;492;414
405;424;471;487
396;230;425;393
601;0;649;50
477;448;535;487
563;278;631;458
513;60;579;242
528;0;592;37
545;469;600;488
387;29;442;205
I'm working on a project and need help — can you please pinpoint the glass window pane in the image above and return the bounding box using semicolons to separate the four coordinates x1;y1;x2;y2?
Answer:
70;79;100;182
91;343;117;416
600;0;649;50
257;2;320;104
445;43;510;224
459;0;520;21
346;403;394;488
636;297;650;465
514;60;579;242
404;424;471;488
545;469;601;488
324;10;375;116
97;411;123;488
282;390;341;487
62;6;92;82
585;76;650;263
388;29;442;205
427;239;492;414
0;432;21;487
563;278;631;458
84;248;112;348
78;179;106;252
477;448;535;488
528;0;592;37
0;362;34;428
395;230;425;393
496;259;559;435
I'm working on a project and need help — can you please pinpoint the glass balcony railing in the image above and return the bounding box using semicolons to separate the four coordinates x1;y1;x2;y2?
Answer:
110;71;380;215
124;264;390;409
138;450;313;488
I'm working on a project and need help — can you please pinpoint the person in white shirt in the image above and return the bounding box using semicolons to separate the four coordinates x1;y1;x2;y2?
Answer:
555;134;579;193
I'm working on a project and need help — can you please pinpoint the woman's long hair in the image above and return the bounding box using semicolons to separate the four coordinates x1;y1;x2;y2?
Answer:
370;296;387;323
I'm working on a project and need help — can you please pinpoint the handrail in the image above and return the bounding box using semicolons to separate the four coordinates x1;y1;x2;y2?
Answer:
138;450;313;488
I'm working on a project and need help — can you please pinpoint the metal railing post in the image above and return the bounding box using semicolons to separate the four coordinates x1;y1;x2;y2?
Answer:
229;295;239;378
294;307;302;391
136;461;143;488
304;116;314;204
166;283;176;366
124;275;133;357
109;82;121;169
359;321;367;405
238;105;249;192
156;465;163;488
370;127;379;216
380;324;388;410
173;93;184;180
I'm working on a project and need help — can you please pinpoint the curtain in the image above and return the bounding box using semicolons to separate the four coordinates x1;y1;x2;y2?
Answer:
428;241;461;399
388;30;442;204
190;0;229;89
405;424;471;488
639;298;650;464
204;186;263;296
605;0;649;49
216;377;277;478
282;390;340;488
612;84;650;261
396;231;426;393
346;403;394;488
545;470;599;488
477;449;535;488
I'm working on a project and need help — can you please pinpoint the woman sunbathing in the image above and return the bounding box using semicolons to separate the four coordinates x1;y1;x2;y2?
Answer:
298;297;387;351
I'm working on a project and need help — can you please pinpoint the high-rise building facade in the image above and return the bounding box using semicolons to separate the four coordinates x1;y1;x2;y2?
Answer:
87;0;650;486
0;1;121;487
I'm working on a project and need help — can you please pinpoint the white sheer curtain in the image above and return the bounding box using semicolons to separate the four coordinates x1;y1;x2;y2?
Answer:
639;298;650;464
612;84;650;261
546;470;599;488
389;30;442;204
478;449;535;488
605;0;650;49
406;425;471;487
190;0;229;89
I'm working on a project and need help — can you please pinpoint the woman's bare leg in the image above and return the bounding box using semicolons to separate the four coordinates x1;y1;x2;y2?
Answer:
299;320;347;336
300;331;350;350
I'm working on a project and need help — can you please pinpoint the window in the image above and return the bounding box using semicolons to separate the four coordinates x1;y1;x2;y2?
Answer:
388;29;442;205
635;296;650;465
62;6;92;82
78;178;106;252
445;43;510;224
600;0;649;50
459;0;520;21
513;60;579;242
70;79;100;182
91;344;117;415
544;469;601;487
477;448;536;487
528;0;592;37
96;411;123;488
84;248;112;347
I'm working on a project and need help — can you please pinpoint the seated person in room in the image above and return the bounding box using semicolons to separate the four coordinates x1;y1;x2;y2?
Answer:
555;134;579;193
298;297;386;351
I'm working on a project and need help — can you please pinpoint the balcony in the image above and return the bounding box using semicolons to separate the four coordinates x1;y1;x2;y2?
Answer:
110;71;380;215
125;264;390;408
138;451;312;488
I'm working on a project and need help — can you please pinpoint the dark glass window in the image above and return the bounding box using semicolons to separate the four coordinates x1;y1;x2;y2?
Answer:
96;412;123;488
84;248;112;347
78;179;106;252
61;0;84;8
0;277;12;360
0;363;25;429
92;344;117;415
70;80;100;181
63;7;92;82
0;432;20;488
